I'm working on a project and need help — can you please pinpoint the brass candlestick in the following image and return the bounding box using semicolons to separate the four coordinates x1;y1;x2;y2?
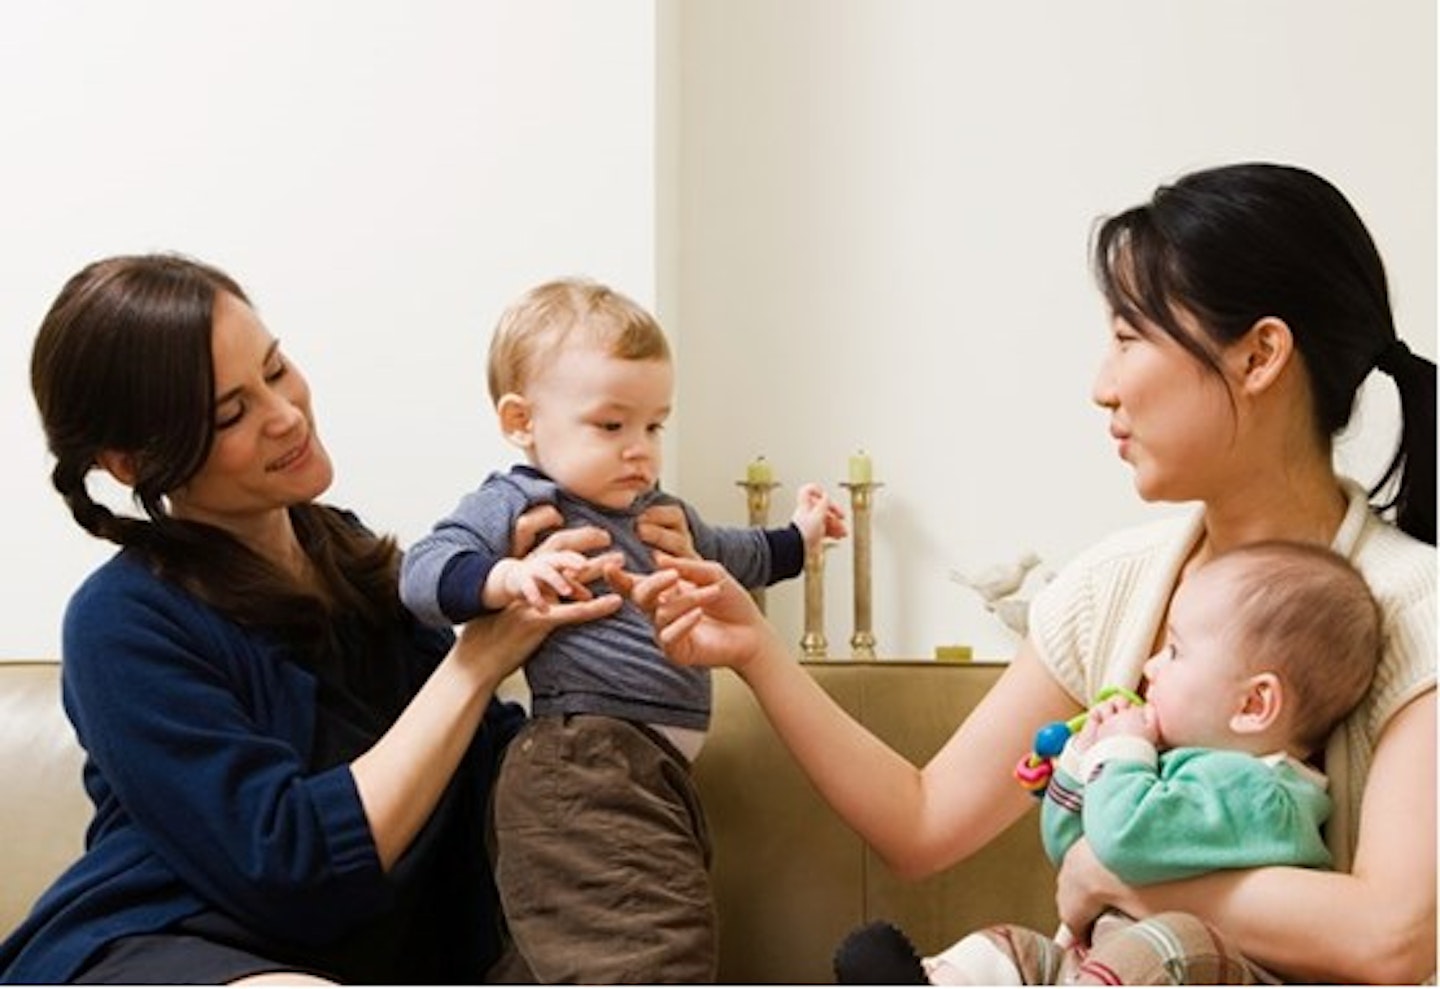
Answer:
736;466;780;615
841;479;882;659
801;541;831;658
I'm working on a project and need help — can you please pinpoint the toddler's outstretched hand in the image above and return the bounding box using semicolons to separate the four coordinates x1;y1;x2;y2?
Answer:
792;483;848;550
485;550;601;611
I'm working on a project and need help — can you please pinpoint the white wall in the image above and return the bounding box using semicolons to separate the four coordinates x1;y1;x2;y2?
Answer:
4;2;1434;664
669;0;1437;660
1;1;658;658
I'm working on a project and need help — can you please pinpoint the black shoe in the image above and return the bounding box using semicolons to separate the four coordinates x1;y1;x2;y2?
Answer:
833;919;928;984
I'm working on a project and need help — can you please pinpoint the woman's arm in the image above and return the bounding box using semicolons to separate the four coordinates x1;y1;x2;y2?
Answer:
354;523;621;871
1057;691;1436;983
616;554;1080;878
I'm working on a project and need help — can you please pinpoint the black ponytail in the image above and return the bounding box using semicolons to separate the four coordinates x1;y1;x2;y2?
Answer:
1369;341;1436;544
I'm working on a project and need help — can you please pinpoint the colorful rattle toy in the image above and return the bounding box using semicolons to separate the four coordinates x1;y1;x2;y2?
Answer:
1013;686;1144;797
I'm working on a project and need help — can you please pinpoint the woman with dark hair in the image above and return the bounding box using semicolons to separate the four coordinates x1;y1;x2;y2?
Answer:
1;254;622;984
622;163;1436;984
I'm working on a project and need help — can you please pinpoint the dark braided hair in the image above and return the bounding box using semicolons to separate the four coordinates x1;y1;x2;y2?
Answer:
1093;163;1436;544
31;253;405;654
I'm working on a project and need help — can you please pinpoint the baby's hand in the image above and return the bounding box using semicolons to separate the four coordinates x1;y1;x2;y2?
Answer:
1083;696;1158;747
791;483;848;551
484;551;593;611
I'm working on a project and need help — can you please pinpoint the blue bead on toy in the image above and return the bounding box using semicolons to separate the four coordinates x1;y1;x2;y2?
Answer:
1032;721;1072;759
1016;686;1145;795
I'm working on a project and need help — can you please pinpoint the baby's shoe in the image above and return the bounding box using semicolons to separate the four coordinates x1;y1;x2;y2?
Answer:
833;919;928;984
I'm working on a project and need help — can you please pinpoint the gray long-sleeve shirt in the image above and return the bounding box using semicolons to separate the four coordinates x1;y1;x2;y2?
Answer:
400;466;803;730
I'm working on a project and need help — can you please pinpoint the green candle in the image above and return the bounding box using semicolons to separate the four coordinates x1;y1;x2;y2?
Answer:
847;451;872;485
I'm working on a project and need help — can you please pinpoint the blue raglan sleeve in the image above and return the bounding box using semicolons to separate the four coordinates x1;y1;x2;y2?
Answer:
400;475;534;625
665;496;800;588
61;567;389;945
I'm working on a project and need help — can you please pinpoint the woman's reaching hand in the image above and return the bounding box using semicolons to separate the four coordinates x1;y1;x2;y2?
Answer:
608;553;785;675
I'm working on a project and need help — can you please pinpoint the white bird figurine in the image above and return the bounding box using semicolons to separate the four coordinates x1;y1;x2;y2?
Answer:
949;550;1043;603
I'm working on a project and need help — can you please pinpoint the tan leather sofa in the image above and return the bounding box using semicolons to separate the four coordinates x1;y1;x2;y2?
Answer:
0;662;90;943
0;659;1057;984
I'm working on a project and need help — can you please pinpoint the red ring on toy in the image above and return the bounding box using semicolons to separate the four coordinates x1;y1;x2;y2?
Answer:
1013;755;1053;790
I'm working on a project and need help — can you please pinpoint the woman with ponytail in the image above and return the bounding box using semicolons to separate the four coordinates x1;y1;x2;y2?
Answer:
2;255;623;984
623;163;1436;983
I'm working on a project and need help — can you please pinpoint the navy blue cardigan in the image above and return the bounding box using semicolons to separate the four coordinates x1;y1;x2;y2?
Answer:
0;550;522;983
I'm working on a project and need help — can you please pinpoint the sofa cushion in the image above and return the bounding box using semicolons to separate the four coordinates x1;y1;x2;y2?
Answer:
0;662;87;937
